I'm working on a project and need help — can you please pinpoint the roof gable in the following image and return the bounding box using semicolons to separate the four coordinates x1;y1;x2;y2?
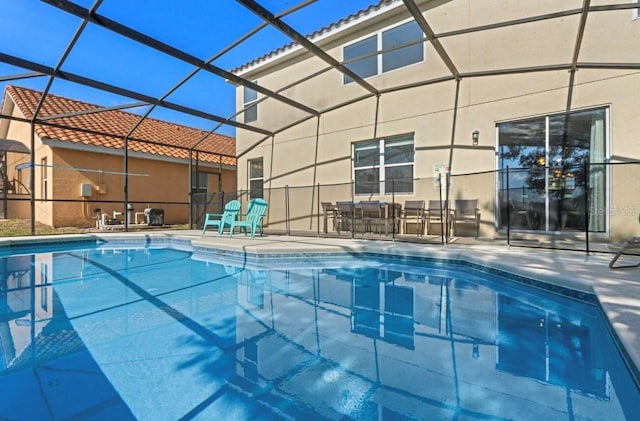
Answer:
232;0;399;76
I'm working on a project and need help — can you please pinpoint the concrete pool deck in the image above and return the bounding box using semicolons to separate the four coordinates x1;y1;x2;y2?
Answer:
3;230;640;384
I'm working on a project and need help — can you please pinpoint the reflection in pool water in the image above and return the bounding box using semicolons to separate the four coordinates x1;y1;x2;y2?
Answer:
0;245;637;420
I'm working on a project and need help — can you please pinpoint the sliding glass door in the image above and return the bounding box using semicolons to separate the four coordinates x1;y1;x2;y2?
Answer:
497;107;607;233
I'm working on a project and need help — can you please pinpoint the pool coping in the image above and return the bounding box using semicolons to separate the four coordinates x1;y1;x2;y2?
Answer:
2;231;639;387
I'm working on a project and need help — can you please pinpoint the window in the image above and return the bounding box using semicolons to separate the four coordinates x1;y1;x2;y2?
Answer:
383;136;415;194
497;107;607;233
382;21;424;73
344;20;423;84
344;36;378;84
40;157;47;202
353;135;414;195
191;171;209;195
634;0;639;20
243;84;258;123
354;140;380;195
248;158;263;199
191;171;211;205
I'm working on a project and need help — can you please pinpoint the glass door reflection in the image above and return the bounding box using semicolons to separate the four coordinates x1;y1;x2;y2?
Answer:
498;117;547;231
498;107;607;233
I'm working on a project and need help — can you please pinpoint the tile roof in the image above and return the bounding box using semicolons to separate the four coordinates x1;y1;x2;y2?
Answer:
231;0;396;74
4;85;236;167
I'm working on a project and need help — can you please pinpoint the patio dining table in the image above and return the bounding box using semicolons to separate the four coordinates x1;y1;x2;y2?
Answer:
333;201;401;235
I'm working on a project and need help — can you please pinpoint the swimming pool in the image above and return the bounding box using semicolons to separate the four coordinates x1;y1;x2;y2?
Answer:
0;242;638;420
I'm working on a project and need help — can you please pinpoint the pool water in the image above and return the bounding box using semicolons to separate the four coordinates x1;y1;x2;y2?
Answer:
0;244;638;420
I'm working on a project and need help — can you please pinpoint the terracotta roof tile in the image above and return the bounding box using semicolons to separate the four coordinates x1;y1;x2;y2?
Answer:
5;85;236;166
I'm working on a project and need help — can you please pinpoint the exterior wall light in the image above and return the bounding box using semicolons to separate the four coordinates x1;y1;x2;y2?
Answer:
472;130;479;146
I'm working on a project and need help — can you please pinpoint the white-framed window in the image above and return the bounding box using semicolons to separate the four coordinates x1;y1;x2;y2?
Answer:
248;157;263;199
344;35;378;84
634;0;639;20
243;84;258;123
343;19;424;84
353;134;414;195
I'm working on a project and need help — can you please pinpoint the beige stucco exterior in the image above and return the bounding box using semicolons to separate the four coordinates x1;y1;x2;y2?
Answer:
1;99;237;229
233;0;640;240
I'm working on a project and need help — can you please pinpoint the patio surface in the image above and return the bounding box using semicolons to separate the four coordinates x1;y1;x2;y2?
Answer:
3;230;640;386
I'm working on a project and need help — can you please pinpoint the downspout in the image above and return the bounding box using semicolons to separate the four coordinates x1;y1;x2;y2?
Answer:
445;79;462;243
373;95;380;154
268;134;275;225
218;154;223;207
123;134;129;232
30;125;35;235
372;95;385;233
195;151;200;223
310;115;321;230
2;152;7;220
188;149;193;228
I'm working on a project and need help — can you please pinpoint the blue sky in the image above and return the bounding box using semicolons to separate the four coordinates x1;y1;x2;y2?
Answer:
0;0;377;136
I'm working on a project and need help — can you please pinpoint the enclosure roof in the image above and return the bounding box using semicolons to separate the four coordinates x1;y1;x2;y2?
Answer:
0;0;638;158
5;85;236;166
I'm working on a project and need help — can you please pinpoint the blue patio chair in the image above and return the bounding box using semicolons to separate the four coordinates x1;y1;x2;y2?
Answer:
202;200;241;235
229;199;268;237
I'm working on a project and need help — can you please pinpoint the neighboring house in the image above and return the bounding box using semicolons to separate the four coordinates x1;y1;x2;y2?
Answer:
0;85;236;228
232;0;640;240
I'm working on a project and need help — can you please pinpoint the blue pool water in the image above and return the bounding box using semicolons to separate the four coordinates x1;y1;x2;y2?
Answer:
0;243;638;420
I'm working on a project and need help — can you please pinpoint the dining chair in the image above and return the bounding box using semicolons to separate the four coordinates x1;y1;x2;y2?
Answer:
452;199;480;238
425;200;450;235
336;201;360;233
402;200;425;236
321;202;339;233
360;201;384;234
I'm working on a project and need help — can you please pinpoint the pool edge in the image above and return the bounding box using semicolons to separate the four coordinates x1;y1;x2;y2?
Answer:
2;231;639;390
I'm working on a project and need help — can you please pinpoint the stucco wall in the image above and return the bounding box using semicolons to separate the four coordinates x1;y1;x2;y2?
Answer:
48;148;236;227
234;0;640;238
0;110;237;228
6;194;30;219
